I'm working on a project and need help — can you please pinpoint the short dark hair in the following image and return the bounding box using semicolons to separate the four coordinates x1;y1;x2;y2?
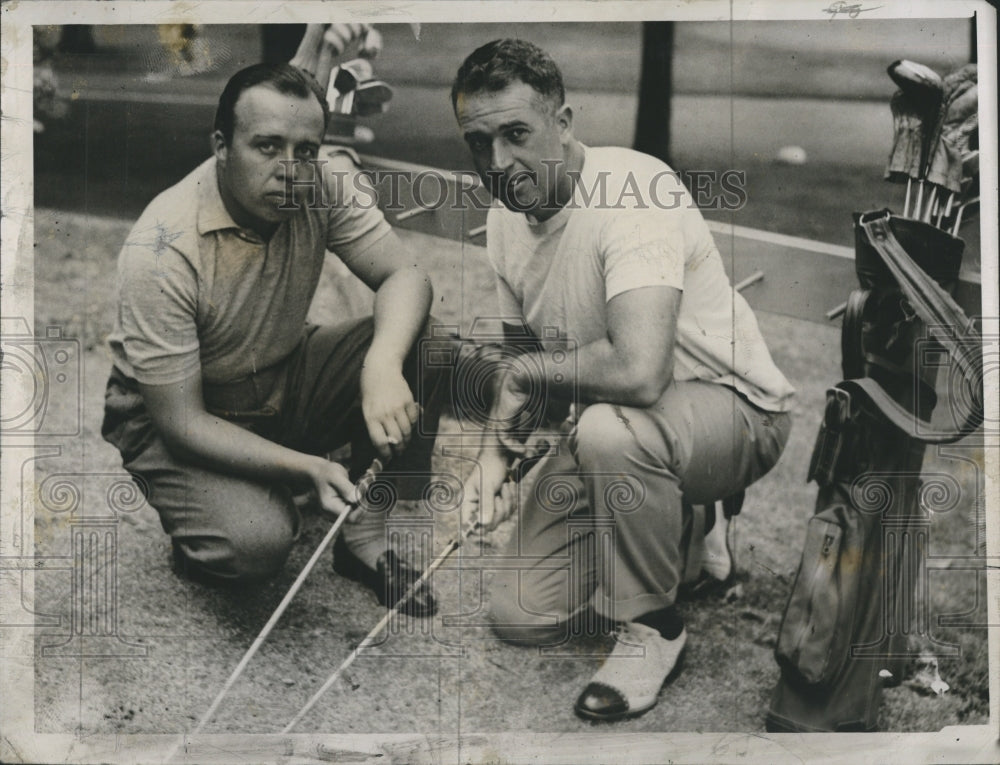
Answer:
451;39;565;113
214;63;329;144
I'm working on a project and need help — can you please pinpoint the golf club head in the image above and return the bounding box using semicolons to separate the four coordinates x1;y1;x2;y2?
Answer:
888;59;944;99
354;80;394;116
339;58;374;88
332;65;360;96
327;59;380;116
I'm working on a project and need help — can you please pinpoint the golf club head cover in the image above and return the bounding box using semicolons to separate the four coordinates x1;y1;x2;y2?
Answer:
885;90;928;182
925;65;978;191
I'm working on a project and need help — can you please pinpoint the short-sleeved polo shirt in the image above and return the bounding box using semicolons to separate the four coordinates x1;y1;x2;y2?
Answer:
108;153;391;386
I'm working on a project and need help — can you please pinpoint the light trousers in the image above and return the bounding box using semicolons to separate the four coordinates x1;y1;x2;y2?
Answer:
488;380;791;643
102;317;445;584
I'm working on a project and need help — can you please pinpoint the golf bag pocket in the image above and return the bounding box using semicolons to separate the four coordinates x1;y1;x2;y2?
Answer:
775;499;864;687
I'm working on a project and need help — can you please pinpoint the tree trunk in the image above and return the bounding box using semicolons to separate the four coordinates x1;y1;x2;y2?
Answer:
634;22;675;165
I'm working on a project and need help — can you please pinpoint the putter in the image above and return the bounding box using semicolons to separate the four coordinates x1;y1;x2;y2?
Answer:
281;443;553;732
282;524;474;733
175;458;382;750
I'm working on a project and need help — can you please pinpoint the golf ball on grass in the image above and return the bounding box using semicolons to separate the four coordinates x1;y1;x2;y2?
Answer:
775;146;808;165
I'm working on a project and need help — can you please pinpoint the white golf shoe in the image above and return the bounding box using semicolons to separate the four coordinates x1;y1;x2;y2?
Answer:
574;621;687;721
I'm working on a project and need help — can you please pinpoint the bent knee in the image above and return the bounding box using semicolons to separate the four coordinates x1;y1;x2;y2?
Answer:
225;529;295;581
573;403;643;465
177;515;296;584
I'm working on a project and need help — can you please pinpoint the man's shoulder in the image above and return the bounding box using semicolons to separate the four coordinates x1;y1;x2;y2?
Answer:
585;146;673;177
123;159;213;261
142;158;213;218
578;145;694;225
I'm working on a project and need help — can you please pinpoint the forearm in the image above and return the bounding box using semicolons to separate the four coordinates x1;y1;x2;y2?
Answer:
493;287;680;413
367;268;433;368
159;410;318;486
523;337;674;409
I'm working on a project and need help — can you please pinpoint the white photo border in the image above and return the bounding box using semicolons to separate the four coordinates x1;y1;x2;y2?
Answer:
1;1;997;763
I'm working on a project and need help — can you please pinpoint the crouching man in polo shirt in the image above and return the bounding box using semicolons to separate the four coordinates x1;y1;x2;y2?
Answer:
103;63;440;615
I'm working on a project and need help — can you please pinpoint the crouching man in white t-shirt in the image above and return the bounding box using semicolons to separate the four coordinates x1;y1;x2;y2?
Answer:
452;39;795;721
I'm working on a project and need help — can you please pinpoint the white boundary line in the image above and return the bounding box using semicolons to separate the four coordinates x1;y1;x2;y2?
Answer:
704;219;853;258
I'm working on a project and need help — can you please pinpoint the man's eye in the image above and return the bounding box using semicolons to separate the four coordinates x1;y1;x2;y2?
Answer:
467;137;489;153
258;142;277;154
508;129;528;143
296;147;318;160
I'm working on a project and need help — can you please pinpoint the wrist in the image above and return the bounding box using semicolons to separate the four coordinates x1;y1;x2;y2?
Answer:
296;454;326;481
506;362;531;392
362;346;405;374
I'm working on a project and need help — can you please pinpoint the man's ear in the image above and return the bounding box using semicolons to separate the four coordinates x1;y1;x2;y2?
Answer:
211;130;227;163
556;103;574;143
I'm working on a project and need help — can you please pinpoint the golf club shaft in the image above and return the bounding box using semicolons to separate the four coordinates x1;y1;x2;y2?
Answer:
190;510;353;737
923;186;937;223
903;178;912;218
282;526;475;733
943;192;954;222
951;196;979;236
187;459;381;739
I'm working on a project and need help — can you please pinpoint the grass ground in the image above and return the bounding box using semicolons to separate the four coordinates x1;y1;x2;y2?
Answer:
29;189;988;735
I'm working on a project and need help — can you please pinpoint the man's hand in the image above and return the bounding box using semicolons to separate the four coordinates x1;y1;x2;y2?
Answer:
290;24;382;92
460;451;513;532
322;23;382;59
490;368;539;455
360;358;420;460
303;457;360;520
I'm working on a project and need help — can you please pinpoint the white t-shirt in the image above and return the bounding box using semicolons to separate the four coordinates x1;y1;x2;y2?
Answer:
485;145;795;413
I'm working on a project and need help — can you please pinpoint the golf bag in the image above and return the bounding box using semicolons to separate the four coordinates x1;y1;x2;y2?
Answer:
765;210;983;732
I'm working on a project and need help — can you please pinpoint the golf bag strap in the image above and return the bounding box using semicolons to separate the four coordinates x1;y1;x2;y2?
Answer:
848;211;984;442
836;378;961;444
841;289;870;381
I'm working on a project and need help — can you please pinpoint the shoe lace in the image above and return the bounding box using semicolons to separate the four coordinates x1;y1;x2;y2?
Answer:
613;622;635;643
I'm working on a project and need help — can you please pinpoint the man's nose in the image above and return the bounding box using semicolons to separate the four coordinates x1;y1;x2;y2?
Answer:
489;139;514;172
274;154;293;182
275;155;307;182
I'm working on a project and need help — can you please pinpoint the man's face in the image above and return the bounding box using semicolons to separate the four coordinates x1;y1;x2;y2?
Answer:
213;84;325;234
456;81;572;218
